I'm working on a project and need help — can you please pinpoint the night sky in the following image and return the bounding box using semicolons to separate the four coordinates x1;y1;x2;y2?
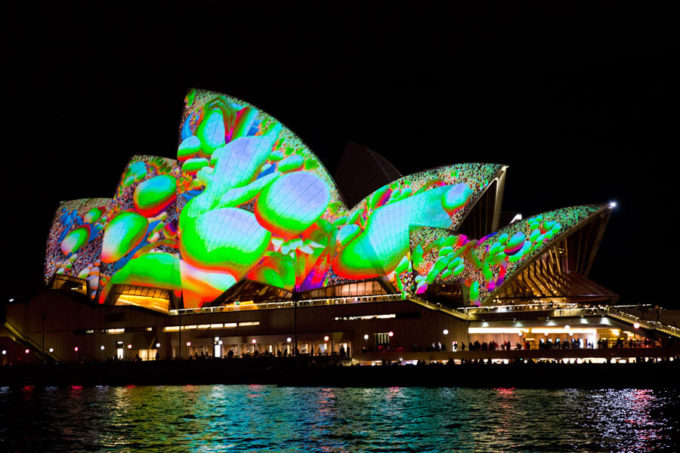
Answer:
5;3;679;306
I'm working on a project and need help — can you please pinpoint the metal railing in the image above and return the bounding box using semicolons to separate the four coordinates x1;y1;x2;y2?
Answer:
2;320;61;362
167;297;679;338
169;293;407;316
457;302;580;315
601;306;680;339
408;296;471;320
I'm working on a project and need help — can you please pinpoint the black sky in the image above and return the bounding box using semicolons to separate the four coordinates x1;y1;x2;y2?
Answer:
5;3;679;306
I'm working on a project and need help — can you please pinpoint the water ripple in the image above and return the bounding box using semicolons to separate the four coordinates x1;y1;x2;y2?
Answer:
1;385;678;451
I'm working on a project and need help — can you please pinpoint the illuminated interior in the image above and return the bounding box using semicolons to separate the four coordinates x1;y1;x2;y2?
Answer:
108;284;172;313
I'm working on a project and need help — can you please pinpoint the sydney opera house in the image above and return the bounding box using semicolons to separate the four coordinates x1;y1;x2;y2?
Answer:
2;89;678;365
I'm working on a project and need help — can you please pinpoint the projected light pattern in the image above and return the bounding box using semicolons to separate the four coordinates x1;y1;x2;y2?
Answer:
96;155;181;306
44;88;606;311
45;198;111;299
172;90;503;306
412;205;605;304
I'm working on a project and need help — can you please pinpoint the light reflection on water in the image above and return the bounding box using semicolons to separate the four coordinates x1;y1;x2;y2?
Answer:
1;385;678;452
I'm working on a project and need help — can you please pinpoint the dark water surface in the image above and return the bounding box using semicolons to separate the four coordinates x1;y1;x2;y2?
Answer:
1;385;678;452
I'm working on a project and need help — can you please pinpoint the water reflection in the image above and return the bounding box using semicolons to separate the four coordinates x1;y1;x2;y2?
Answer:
0;386;678;451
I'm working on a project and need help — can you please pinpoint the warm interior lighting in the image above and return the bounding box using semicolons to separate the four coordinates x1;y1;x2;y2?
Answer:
470;327;597;335
469;327;525;334
334;314;396;321
531;327;597;335
115;294;169;313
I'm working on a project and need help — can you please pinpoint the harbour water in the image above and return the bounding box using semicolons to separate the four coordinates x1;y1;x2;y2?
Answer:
1;385;678;451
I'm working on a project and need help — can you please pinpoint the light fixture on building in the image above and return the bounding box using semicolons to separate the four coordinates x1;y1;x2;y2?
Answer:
443;329;449;335
49;348;54;353
286;337;292;343
186;341;191;347
100;345;105;350
1;350;6;355
74;346;79;352
388;331;394;337
25;349;30;354
633;322;640;329
156;342;161;348
127;344;132;349
324;336;329;342
363;334;369;340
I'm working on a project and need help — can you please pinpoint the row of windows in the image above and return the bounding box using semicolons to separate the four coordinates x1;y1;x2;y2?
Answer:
305;280;385;299
110;285;170;300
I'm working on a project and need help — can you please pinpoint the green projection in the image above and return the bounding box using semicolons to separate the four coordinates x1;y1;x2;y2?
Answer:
45;198;111;299
96;155;181;307
410;205;605;304
44;88;607;312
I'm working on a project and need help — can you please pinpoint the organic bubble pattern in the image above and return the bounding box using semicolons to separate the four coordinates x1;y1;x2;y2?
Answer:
412;205;605;305
44;198;111;299
171;90;505;306
96;155;181;305
44;89;607;312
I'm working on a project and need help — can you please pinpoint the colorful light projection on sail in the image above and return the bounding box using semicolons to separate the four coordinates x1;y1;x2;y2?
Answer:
412;205;605;305
96;156;181;307
44;198;111;299
174;90;504;306
46;88;560;312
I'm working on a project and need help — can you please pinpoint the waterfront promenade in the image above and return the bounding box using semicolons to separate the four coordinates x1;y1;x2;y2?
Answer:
1;348;678;387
